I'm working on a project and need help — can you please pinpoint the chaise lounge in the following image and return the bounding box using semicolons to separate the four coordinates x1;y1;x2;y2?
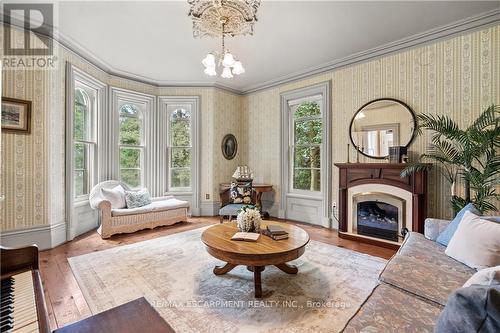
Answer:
90;181;189;238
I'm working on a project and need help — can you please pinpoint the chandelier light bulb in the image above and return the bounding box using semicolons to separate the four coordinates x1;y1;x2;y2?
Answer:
222;52;236;67
202;53;216;68
204;66;217;76
221;66;234;78
232;61;245;75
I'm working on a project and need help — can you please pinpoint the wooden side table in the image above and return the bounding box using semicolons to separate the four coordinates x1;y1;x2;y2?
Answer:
219;183;273;213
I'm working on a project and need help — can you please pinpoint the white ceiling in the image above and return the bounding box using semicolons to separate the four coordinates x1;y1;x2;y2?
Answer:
55;1;499;92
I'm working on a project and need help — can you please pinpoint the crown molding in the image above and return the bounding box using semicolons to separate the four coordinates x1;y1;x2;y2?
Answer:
56;31;244;95
2;9;499;96
241;8;500;94
0;20;244;95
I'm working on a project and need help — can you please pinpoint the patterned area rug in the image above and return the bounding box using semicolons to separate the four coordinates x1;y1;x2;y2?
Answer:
69;227;386;333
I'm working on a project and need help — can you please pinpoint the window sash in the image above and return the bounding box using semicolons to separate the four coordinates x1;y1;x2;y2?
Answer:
167;113;193;192
119;115;143;146
73;141;96;200
118;146;144;188
169;119;191;147
169;167;191;192
289;100;323;195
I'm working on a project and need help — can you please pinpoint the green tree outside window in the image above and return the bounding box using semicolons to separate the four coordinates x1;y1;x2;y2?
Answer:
292;101;322;192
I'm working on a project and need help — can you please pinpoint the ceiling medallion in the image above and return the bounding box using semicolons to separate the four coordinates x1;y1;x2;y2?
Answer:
188;0;261;79
188;0;261;38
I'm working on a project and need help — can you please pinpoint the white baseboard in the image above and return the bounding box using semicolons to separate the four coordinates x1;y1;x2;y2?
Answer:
200;201;220;216
0;222;67;250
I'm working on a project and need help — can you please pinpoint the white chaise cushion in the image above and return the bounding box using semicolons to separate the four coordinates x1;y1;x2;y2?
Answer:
111;197;189;217
101;185;126;209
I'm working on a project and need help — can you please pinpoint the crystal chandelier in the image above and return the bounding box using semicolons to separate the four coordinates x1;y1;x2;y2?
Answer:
201;20;245;78
188;0;261;78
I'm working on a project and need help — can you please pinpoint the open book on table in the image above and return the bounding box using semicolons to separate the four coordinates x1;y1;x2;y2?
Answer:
231;232;260;242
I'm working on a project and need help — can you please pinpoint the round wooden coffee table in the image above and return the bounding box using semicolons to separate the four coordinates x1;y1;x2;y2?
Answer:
201;221;309;298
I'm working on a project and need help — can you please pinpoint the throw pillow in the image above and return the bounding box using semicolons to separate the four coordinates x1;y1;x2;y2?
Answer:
463;266;500;288
101;185;126;209
434;285;500;333
436;203;480;246
445;211;500;270
125;189;152;209
229;182;252;204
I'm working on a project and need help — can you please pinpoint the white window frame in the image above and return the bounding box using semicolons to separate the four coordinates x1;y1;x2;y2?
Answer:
65;63;107;240
110;88;155;191
118;103;145;189
158;96;200;215
280;81;332;227
288;95;323;197
73;84;98;201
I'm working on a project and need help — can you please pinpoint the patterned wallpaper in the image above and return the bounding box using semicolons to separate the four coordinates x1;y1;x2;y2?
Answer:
242;25;500;221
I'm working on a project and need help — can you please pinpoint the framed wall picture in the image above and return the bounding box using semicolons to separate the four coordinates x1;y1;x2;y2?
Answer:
221;134;237;160
1;97;32;134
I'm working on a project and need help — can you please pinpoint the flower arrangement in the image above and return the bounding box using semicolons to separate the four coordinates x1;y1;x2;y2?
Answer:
236;205;261;233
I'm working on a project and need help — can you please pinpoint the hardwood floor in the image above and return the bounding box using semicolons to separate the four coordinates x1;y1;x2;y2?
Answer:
39;216;396;331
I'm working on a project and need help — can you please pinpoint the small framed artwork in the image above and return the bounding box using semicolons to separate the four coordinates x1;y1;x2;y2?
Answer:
2;97;32;134
221;134;238;160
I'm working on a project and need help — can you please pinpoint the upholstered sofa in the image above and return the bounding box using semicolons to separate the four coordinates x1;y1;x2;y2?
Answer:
342;218;476;332
90;181;189;238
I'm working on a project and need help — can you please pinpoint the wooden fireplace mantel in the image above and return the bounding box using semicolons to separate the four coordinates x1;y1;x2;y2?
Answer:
334;163;428;248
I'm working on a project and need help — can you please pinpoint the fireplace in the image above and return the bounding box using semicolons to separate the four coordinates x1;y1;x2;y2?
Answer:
334;163;428;249
353;193;405;242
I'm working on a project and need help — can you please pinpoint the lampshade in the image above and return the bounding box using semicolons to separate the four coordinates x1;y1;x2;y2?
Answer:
204;66;217;76
222;52;236;67
202;53;216;67
221;66;234;78
232;61;245;75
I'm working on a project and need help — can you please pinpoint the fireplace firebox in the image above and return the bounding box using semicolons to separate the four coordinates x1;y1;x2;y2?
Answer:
353;192;405;242
357;201;399;241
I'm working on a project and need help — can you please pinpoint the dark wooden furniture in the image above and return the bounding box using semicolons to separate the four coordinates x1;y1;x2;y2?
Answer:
0;245;51;333
218;185;258;223
201;221;309;298
219;183;273;209
219;183;273;220
53;297;174;333
334;163;428;249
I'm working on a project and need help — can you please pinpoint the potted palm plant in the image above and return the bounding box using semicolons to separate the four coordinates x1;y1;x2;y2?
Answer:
401;105;499;213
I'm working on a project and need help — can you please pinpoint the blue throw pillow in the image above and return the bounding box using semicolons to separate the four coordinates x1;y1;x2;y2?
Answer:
125;189;152;209
436;203;480;246
435;285;500;333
